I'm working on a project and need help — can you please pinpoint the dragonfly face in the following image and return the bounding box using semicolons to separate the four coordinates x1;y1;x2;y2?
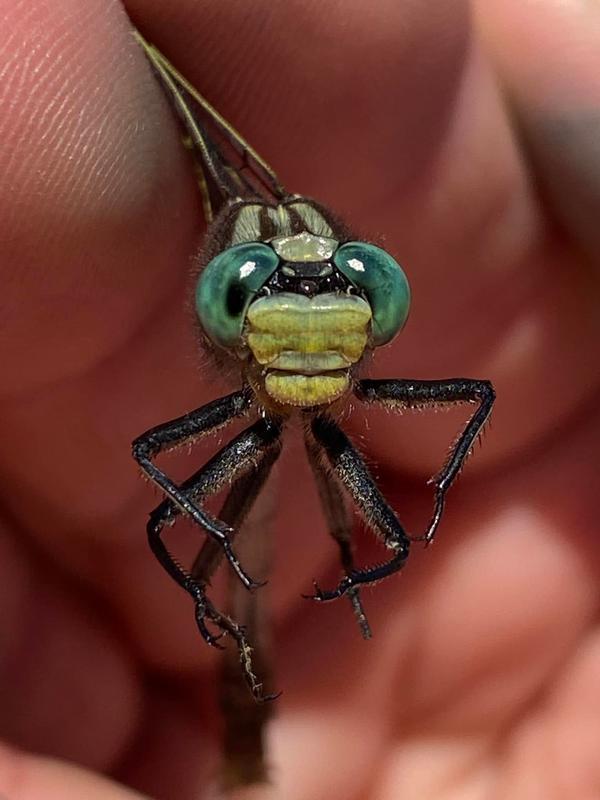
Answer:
195;198;411;409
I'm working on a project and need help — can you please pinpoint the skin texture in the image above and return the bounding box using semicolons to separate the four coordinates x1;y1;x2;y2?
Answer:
1;0;600;797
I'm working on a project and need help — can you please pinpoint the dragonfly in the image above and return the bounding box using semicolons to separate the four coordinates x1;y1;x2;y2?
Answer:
132;31;495;709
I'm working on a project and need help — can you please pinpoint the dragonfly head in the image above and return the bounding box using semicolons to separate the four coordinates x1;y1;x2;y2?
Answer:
195;199;410;408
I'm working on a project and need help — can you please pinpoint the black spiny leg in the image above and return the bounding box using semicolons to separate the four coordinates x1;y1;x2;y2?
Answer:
190;450;281;702
305;436;372;639
356;379;495;543
190;453;277;586
307;414;410;602
144;416;283;700
132;389;262;589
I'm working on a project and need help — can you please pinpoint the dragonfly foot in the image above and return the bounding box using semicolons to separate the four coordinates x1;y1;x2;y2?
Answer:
303;577;352;602
224;542;266;591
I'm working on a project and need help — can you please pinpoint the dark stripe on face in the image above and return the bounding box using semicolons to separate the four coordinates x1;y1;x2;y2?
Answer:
259;205;278;241
286;205;307;235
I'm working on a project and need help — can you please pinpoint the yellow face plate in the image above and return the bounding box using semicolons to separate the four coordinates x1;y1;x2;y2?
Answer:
246;292;371;406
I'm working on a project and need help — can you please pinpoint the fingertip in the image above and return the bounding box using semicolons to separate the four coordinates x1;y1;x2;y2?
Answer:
0;0;200;391
0;742;149;799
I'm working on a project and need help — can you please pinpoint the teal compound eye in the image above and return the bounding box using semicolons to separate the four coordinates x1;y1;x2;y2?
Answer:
333;242;411;346
196;243;279;349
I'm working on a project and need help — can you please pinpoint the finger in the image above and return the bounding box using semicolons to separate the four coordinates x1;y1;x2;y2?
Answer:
475;0;600;259
0;0;200;393
0;521;141;769
0;742;148;799
350;0;600;474
0;0;211;670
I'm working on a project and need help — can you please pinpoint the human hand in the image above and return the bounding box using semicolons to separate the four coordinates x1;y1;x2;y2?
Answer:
1;1;599;798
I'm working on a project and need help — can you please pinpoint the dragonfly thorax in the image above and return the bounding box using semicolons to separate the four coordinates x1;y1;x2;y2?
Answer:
225;199;341;249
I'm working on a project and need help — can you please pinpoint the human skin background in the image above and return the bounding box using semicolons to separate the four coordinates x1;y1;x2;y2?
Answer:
1;0;600;798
